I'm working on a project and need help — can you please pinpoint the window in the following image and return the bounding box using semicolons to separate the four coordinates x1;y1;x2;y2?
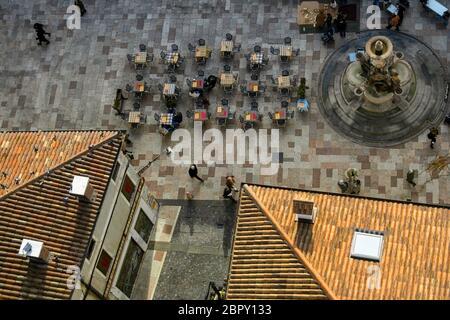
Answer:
350;229;384;262
115;240;144;297
112;162;121;181
134;209;154;243
96;250;113;276
86;239;96;260
121;175;135;202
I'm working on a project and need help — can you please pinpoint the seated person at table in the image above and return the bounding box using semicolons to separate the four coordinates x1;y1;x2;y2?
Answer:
204;75;218;91
173;112;183;128
315;9;326;29
189;88;202;98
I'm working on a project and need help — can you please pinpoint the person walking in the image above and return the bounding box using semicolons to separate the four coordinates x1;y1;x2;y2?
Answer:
34;23;51;45
74;0;87;16
325;13;333;35
406;169;416;187
427;127;439;149
386;14;400;31
188;164;204;182
335;13;347;38
397;5;405;27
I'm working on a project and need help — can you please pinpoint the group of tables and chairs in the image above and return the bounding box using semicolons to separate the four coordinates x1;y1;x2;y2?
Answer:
270;37;300;63
127;44;154;71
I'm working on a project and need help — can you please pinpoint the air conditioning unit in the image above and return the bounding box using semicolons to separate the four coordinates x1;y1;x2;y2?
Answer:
18;239;50;263
69;176;96;202
293;200;318;224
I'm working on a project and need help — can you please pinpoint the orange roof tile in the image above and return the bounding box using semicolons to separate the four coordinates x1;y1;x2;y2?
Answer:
0;131;117;198
233;184;450;300
0;131;121;299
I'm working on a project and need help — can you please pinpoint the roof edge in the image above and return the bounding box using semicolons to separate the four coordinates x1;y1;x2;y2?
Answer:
243;184;338;300
0;131;122;202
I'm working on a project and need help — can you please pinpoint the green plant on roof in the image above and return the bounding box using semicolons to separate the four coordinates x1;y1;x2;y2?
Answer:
297;77;309;99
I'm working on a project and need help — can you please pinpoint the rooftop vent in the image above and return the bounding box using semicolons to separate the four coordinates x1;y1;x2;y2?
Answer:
18;239;50;263
69;176;96;202
350;229;384;262
293;200;318;224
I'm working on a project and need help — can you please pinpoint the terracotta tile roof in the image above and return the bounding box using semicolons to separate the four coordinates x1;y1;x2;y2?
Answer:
231;184;450;300
0;131;121;299
0;131;117;198
226;188;329;300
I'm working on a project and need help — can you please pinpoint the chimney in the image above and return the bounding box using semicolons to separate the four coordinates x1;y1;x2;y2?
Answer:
18;239;50;263
293;200;318;224
69;176;96;202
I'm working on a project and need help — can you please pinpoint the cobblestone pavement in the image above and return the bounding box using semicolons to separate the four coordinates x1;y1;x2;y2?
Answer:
0;0;449;204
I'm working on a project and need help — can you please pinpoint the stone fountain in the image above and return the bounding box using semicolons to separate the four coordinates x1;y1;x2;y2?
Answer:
317;30;449;147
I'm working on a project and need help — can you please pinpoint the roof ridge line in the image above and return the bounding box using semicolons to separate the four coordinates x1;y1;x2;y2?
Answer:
0;131;121;202
243;184;338;300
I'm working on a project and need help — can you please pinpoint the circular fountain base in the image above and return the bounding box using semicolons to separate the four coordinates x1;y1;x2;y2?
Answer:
318;30;449;147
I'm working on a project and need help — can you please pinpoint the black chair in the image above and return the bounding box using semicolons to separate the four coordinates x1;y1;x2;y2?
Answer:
198;38;206;46
221;98;229;106
284;37;292;45
198;70;205;77
250;73;259;81
269;75;277;85
251;101;258;111
160;51;166;60
268;112;273;120
171;44;179;52
136;74;144;81
186;78;192;87
127;54;133;62
125;84;133;92
244;53;251;60
154;113;161;122
233;43;241;52
139;44;146;52
225;33;233;41
223;64;231;72
188;43;196;52
157;83;163;92
186;110;193;119
281;101;289;109
270;46;280;55
282;70;289;76
254;45;261;53
169;75;177;83
239;115;244;124
133;102;141;110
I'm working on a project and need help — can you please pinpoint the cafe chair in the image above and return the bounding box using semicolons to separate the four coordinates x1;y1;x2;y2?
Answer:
294;48;300;56
198;38;206;46
169;75;177;83
277;119;286;128
221;98;229;106
240;85;247;95
188;43;196;53
269;75;277;85
198;70;205;77
225;33;233;41
262;57;269;65
171;44;179;52
133;102;141;110
281;101;289;109
250;73;259;81
233;43;241;52
244;53;251;61
282;70;289;77
160;51;166;61
239;115;244;124
157;83;163;93
223;64;231;72
254;45;261;53
186;110;193;119
125;84;133;92
259;84;267;94
136;74;144;81
244;122;253;131
251;101;259;111
147;53;154;63
268;112;274;120
127;54;133;62
289;110;295;119
284;37;292;45
270;46;280;55
154;113;161;123
186;78;192;87
139;44;147;52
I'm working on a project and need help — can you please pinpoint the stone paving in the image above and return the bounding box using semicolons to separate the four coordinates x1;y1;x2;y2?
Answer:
0;0;449;205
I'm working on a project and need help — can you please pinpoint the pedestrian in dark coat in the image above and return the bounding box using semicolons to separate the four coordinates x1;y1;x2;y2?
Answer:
188;164;204;182
325;13;333;35
335;13;347;38
397;5;405;27
427;127;439;149
34;23;51;45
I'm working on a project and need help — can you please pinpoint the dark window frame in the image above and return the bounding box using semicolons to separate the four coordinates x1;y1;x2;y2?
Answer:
121;175;136;202
96;249;113;276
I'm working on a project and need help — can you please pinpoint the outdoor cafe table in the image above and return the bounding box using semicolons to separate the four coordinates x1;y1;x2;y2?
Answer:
195;46;209;59
128;111;142;124
159;113;174;126
163;83;176;96
280;45;293;58
244;111;259;123
277;76;291;89
220;40;234;53
216;105;229;119
134;81;146;93
220;73;235;86
247;81;259;94
166;52;179;65
250;52;264;64
273;109;287;121
194;109;208;122
134;51;147;64
191;79;205;90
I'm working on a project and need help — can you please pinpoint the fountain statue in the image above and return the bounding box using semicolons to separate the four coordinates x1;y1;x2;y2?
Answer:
343;35;414;112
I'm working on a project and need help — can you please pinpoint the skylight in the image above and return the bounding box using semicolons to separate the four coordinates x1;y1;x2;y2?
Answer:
350;229;384;262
